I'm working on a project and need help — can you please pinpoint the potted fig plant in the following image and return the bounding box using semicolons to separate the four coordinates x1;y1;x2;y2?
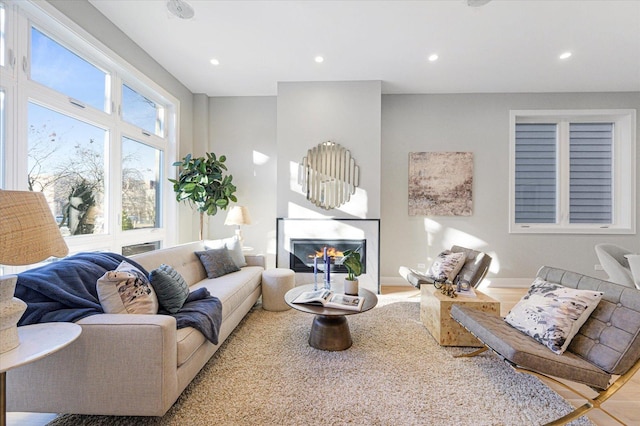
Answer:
342;249;363;295
169;152;237;240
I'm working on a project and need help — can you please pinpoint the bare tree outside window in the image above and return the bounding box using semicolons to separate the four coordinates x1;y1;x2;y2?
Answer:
27;102;106;236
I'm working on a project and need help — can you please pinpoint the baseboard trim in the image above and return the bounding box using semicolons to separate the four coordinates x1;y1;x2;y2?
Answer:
383;276;533;288
481;278;533;288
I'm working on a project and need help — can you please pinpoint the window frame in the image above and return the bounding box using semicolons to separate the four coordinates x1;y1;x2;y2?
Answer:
1;0;179;267
509;109;636;234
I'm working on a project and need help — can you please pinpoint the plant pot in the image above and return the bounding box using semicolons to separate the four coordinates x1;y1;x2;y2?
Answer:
344;278;359;295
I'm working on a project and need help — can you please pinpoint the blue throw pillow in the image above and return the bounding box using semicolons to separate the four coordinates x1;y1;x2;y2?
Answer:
149;264;190;314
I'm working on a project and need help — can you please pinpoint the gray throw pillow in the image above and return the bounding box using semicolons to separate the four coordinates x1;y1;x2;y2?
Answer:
149;264;190;314
204;236;247;268
195;248;241;279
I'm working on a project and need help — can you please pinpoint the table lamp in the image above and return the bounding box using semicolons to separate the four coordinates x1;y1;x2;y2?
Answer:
224;206;252;242
0;189;69;353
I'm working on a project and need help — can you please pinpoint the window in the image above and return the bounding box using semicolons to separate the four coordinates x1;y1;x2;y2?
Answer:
1;1;178;264
510;110;636;234
28;101;107;236
122;83;164;136
121;136;161;231
30;26;109;112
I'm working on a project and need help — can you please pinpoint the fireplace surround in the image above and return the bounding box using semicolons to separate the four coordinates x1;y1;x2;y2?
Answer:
276;218;380;293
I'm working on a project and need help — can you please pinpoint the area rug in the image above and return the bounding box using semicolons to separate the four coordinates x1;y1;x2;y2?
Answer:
48;294;594;426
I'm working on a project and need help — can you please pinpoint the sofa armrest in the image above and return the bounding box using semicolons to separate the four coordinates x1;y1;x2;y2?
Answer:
245;254;265;268
8;313;179;416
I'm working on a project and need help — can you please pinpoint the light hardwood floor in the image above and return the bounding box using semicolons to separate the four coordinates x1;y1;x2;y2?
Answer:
8;286;638;425
381;285;640;426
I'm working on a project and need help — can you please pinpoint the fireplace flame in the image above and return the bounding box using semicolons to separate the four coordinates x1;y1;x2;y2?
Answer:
308;247;344;259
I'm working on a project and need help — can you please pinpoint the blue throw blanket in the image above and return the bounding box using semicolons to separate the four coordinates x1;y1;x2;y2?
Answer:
15;252;223;344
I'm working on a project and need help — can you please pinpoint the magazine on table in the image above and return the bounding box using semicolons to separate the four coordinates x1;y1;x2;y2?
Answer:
292;289;365;311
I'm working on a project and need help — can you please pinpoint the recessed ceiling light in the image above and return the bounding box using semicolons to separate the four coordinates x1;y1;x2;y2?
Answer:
314;56;324;63
428;54;439;62
210;58;220;66
467;0;492;6
167;0;195;19
559;51;572;60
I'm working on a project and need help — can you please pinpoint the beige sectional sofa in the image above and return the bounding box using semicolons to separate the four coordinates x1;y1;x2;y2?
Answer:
7;240;264;417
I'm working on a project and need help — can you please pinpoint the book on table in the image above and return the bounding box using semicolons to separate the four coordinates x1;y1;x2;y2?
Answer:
292;289;365;311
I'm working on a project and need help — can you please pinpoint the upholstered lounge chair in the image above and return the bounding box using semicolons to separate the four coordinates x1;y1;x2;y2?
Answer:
399;245;492;288
451;266;640;426
595;243;636;288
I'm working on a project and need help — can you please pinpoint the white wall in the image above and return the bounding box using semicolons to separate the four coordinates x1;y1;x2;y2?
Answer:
206;97;278;265
381;92;640;283
206;90;639;281
276;81;382;219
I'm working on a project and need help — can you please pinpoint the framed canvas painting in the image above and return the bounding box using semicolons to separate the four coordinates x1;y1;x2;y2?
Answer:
408;152;473;216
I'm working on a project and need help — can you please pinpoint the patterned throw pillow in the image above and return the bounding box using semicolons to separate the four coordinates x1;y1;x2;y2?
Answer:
149;264;190;314
427;250;466;282
97;261;159;314
505;278;604;355
195;248;241;279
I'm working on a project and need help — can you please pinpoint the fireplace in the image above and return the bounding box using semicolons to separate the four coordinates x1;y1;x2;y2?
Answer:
289;239;366;273
276;218;380;293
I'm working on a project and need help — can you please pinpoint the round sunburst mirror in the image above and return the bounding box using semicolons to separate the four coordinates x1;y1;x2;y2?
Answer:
298;141;359;210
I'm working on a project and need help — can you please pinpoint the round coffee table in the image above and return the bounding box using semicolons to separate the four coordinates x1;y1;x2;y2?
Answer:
284;284;378;351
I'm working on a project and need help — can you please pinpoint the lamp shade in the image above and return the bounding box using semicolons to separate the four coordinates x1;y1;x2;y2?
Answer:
0;189;69;266
224;206;252;226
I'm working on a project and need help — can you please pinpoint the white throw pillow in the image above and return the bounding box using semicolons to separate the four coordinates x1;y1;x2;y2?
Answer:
505;277;603;355
97;261;159;314
427;250;466;282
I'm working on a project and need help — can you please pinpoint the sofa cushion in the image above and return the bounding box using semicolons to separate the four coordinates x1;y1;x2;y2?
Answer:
130;241;208;287
97;261;159;314
149;264;190;314
176;325;206;367
427;250;466;282
191;266;263;322
196;248;241;279
505;277;603;354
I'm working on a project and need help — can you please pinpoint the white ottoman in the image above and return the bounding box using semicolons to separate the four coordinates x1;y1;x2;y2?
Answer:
262;268;295;311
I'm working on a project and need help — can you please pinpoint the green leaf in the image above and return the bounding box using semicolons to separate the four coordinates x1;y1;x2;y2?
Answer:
169;151;237;217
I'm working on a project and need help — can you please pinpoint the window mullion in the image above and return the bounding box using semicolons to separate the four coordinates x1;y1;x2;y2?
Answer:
557;121;570;226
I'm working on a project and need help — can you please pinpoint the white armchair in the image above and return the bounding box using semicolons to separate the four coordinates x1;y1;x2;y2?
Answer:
595;243;635;288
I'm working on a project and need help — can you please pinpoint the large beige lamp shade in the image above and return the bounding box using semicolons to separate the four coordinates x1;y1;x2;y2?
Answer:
0;189;69;353
224;206;252;242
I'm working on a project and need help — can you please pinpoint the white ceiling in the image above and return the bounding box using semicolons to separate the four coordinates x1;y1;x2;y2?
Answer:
88;0;640;97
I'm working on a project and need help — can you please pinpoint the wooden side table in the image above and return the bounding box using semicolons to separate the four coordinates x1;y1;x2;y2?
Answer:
420;285;500;347
0;323;81;426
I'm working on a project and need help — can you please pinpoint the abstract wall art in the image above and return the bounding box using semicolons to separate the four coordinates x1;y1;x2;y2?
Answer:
408;152;473;216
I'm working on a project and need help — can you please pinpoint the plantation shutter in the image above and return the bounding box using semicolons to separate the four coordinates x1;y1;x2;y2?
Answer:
514;123;557;223
569;123;613;224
